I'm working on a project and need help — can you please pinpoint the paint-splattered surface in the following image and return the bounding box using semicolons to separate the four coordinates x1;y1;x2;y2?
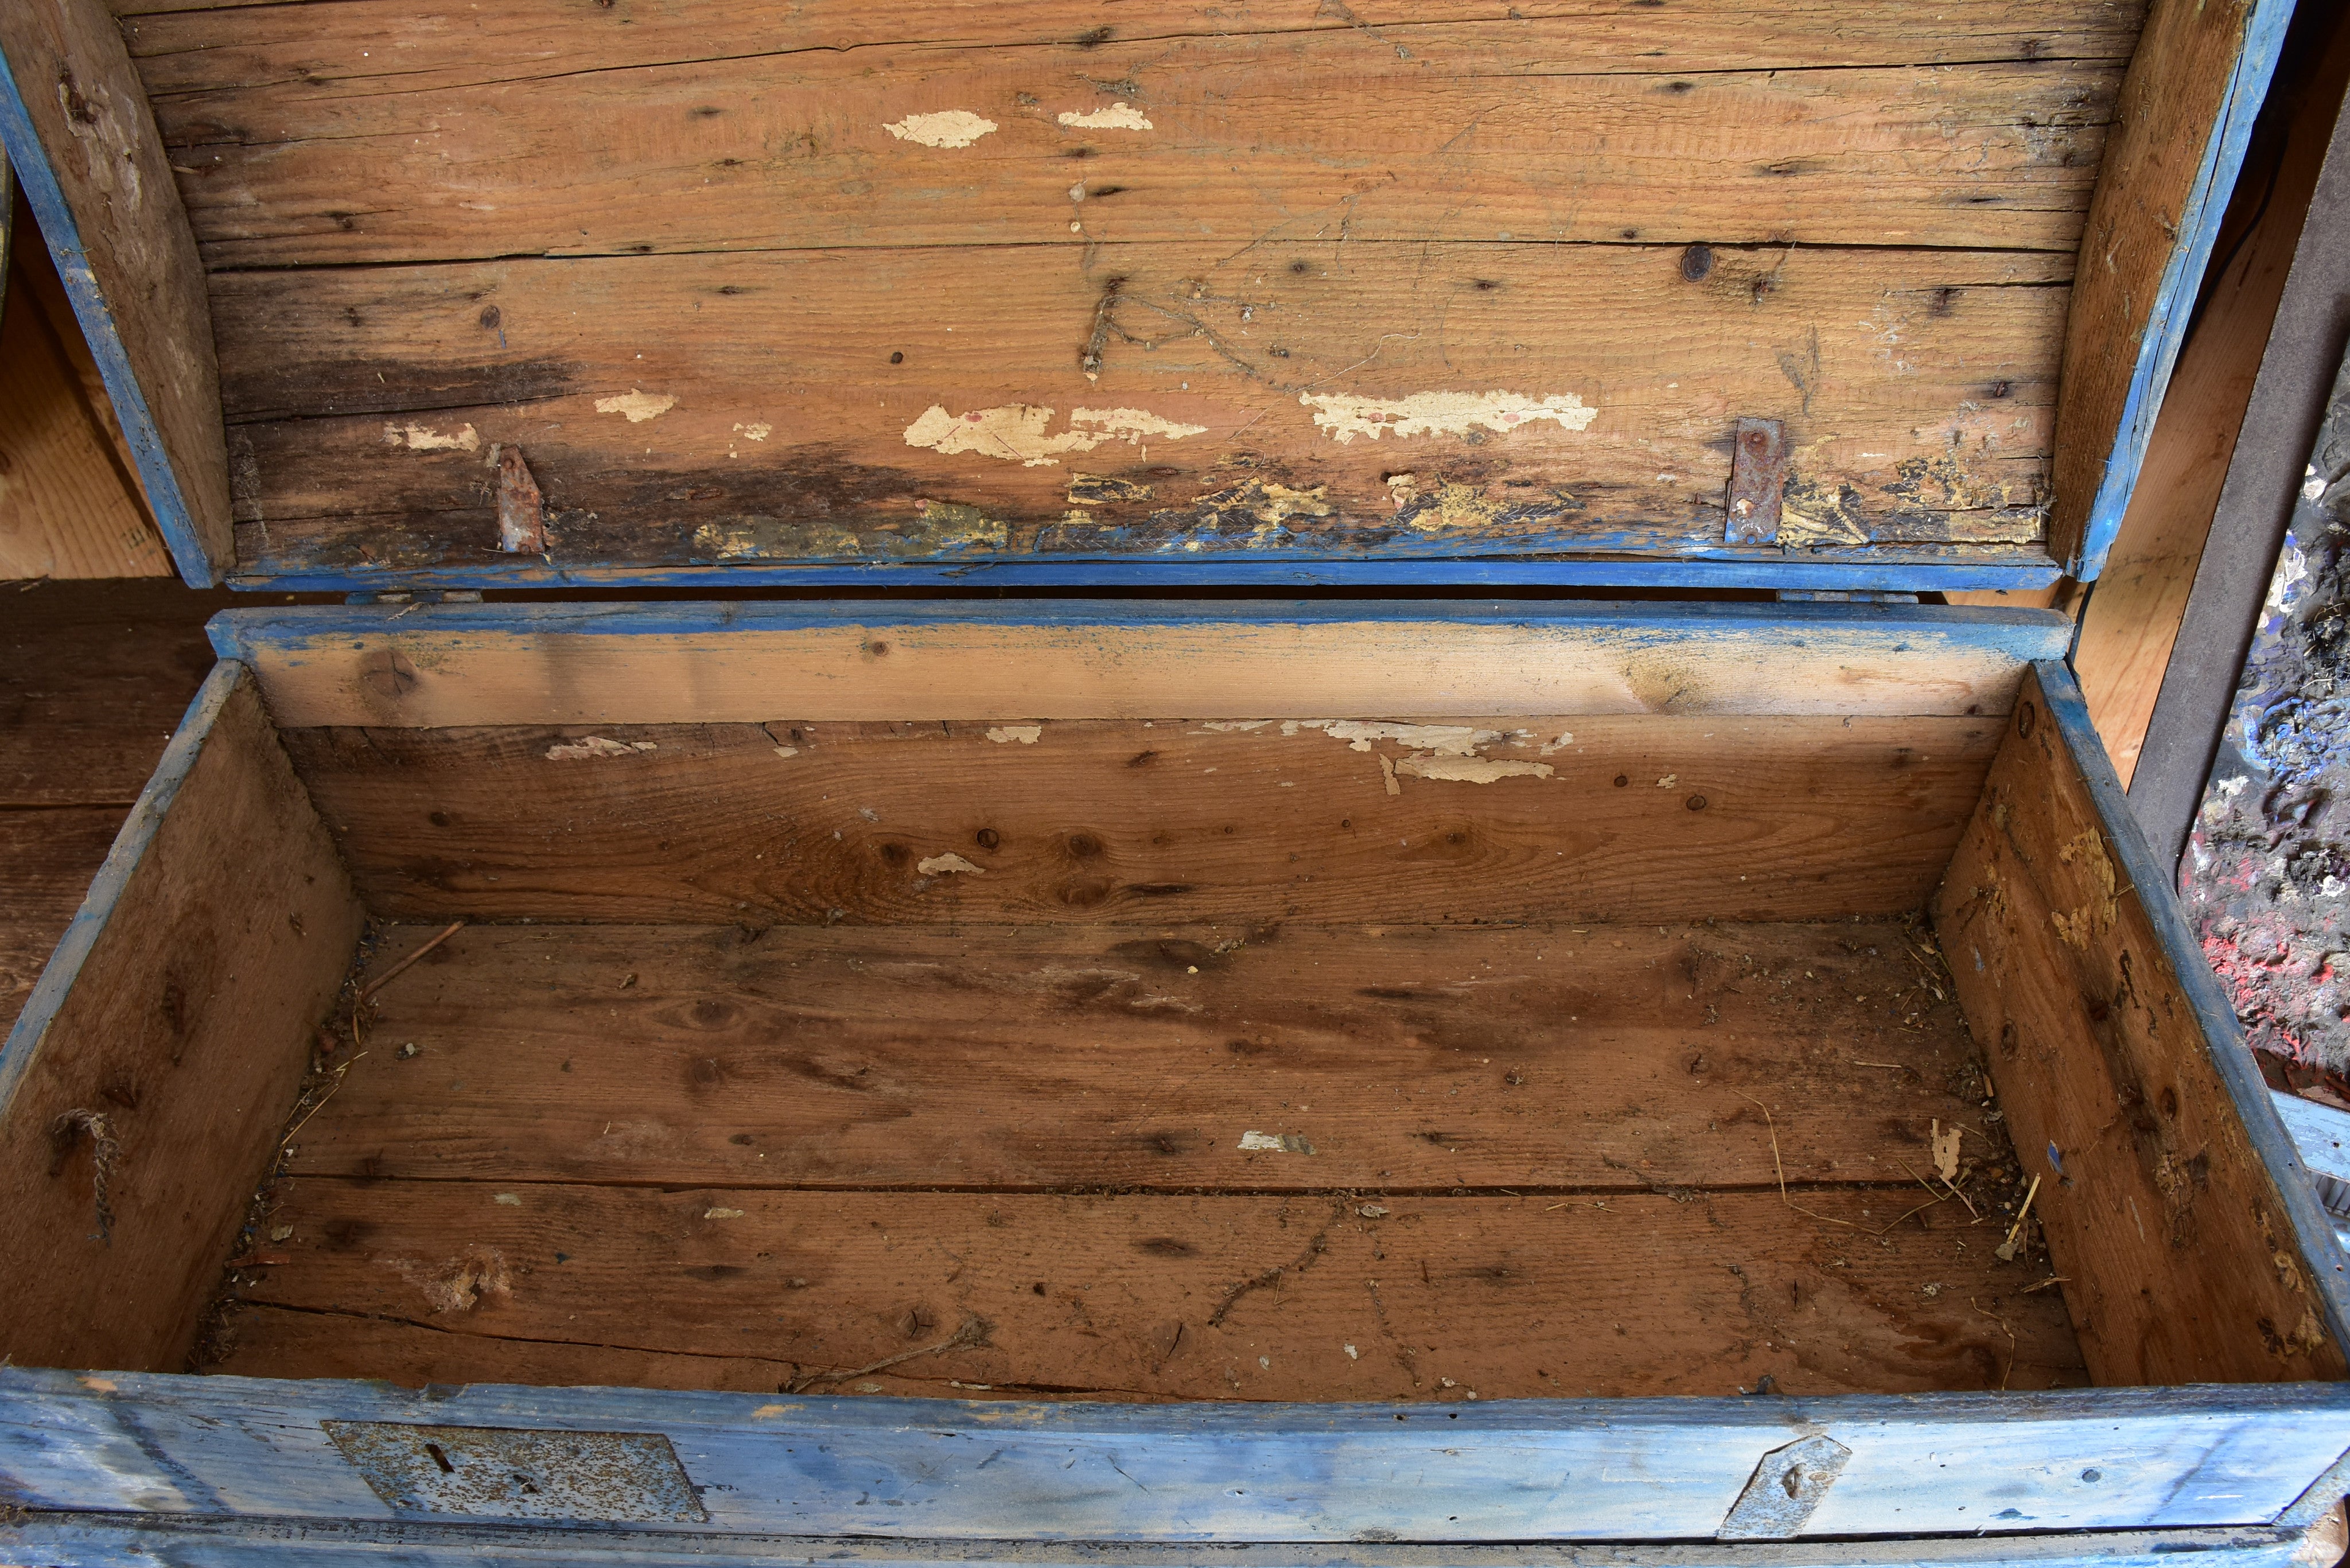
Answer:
2183;350;2350;1075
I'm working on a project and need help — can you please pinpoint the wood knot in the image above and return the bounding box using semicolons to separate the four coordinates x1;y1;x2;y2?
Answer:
359;648;418;699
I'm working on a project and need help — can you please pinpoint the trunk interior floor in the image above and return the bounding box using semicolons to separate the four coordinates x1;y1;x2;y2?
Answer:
205;917;2080;1400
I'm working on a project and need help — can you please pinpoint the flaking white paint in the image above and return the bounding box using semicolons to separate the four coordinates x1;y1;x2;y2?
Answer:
904;405;1207;466
885;110;998;147
544;737;657;760
1397;755;1554;784
383;422;479;452
1291;719;1500;755
1057;102;1154;130
1299;390;1597;443
917;853;986;876
595;389;678;422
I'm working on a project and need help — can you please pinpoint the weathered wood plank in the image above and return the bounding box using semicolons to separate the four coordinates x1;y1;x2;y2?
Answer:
11;182;159;522
153;47;2115;269
227;1181;2080;1400
117;0;2145;94
209;243;2062;574
2049;0;2292;577
281;715;2000;925
0;663;364;1372
0;807;123;1037
213;600;2074;730
1929;662;2350;1385
2073;10;2350;783
0;579;222;807
10;1366;2350;1540
0;0;233;583
0;250;170;578
290;920;1995;1193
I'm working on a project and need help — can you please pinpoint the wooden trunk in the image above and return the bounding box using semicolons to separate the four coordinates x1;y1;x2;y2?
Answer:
1;601;2345;1563
3;0;2341;1561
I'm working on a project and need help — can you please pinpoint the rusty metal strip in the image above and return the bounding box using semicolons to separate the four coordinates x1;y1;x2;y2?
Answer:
1715;1432;1853;1540
1725;418;1791;544
322;1422;705;1523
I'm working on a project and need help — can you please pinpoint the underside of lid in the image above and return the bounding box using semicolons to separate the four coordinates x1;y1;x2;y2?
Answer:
0;0;2293;592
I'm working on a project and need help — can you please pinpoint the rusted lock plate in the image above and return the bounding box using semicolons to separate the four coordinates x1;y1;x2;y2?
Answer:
323;1421;707;1523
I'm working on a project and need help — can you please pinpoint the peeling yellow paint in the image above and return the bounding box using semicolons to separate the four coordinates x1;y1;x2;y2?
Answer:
383;422;479;452
733;421;772;442
1058;102;1154;130
987;725;1043;744
545;737;657;760
1776;505;1870;547
919;853;986;876
1378;753;1400;796
1399;479;1513;534
1290;719;1501;755
1300;390;1597;443
1397;755;1555;783
904;404;1207;467
692;505;1005;561
704;1207;745;1219
884;110;998;147
594;389;678;423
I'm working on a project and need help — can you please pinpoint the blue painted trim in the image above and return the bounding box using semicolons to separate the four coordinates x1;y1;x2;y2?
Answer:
205;596;2077;665
0;663;243;1117
0;1514;2316;1568
2276;1440;2350;1532
7;1368;2350;1542
0;37;220;587
2028;659;2350;1352
225;555;2061;596
2072;0;2295;581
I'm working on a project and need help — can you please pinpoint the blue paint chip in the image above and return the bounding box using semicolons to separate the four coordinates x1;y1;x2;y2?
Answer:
1995;1508;2028;1520
2047;1142;2065;1175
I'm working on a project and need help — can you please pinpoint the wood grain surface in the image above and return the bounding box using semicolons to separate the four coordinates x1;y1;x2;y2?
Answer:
0;579;225;806
99;0;2144;578
225;1182;2081;1400
2073;9;2350;783
1932;665;2349;1385
2049;0;2288;575
0;807;122;1037
0;668;363;1373
146;34;2115;266
0;250;168;579
212;243;2063;575
280;714;2003;925
219;601;2071;730
289;919;1995;1193
0;0;233;579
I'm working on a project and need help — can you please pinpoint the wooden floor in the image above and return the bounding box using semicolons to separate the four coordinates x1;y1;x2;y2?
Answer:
214;917;2084;1401
0;579;227;1035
